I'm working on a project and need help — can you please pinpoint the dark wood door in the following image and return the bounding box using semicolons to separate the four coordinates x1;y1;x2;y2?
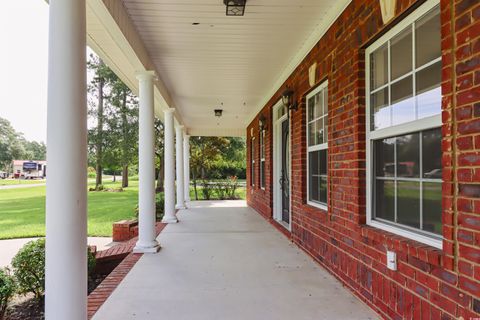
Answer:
281;119;290;224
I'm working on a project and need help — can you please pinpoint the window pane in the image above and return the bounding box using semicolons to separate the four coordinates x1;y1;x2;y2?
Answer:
319;176;327;204
308;97;315;121
397;133;420;178
374;179;395;222
310;176;320;202
416;7;441;67
370;44;388;89
397;181;420;229
391;27;412;80
308;122;316;146
260;162;265;188
315;92;324;118
324;88;328;114
319;149;327;175
423;182;442;234
309;151;319;175
324;117;328;144
316;119;324;144
371;88;390;130
374;138;395;177
416;61;441;118
392;76;415;126
423;128;442;179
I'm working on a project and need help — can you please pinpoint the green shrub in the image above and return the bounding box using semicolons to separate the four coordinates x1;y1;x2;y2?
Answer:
0;268;15;320
12;239;97;301
87;249;96;275
12;239;45;300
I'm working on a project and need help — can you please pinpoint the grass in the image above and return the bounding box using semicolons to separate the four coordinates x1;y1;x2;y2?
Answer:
0;179;46;186
0;178;246;240
0;180;138;239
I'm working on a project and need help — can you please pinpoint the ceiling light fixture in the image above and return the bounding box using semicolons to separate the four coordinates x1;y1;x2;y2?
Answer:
223;0;247;16
214;109;223;117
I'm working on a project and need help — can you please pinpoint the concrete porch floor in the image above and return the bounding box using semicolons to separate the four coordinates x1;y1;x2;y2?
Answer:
93;201;379;320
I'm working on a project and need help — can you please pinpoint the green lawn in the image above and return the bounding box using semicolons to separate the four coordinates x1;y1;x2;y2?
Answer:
0;179;246;240
0;180;138;239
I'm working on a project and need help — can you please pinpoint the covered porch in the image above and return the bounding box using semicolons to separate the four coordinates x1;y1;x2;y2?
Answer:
92;201;378;320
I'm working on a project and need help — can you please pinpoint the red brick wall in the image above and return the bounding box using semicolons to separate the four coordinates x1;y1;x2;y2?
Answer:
246;0;480;318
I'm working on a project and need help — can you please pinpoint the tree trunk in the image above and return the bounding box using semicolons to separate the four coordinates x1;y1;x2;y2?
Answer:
122;165;128;188
95;59;105;189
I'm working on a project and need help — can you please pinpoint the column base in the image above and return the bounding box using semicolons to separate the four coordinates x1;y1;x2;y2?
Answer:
175;204;186;210
133;240;160;254
162;215;178;223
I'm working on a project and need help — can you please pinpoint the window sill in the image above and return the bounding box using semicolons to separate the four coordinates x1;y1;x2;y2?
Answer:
361;223;443;268
368;220;442;249
307;200;328;212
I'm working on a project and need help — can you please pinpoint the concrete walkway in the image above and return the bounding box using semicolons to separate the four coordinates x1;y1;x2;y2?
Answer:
93;201;379;320
0;183;46;190
0;237;114;267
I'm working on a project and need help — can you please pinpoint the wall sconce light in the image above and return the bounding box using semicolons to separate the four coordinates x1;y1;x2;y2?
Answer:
259;115;268;132
224;0;247;16
214;109;223;117
282;87;298;111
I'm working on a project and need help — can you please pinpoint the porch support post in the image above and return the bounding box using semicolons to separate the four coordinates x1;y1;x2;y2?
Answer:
183;134;191;203
175;125;185;209
162;108;178;223
134;71;160;253
45;0;87;319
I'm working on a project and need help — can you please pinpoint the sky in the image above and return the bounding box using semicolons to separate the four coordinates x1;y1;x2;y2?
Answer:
0;1;49;143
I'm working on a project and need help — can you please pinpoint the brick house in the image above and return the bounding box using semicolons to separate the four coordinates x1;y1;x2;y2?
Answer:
246;0;480;318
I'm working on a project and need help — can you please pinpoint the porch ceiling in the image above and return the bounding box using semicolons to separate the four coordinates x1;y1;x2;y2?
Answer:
121;0;350;136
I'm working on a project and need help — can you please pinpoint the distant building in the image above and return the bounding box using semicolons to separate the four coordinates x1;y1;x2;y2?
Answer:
12;160;47;179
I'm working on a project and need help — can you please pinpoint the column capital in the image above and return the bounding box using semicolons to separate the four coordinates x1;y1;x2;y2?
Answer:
135;70;157;81
163;108;175;114
176;125;185;131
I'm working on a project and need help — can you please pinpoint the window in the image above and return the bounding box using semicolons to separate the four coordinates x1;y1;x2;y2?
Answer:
250;137;255;187
366;0;442;248
260;129;266;189
307;81;328;208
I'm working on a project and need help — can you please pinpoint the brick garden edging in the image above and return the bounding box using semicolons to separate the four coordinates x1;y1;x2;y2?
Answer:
87;222;166;319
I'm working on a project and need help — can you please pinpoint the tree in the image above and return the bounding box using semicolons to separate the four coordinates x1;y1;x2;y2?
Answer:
154;119;164;192
0;117;46;173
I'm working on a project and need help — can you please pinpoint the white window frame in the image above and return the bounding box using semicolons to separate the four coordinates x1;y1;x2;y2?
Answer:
306;81;329;210
260;129;266;190
250;137;255;187
365;0;442;249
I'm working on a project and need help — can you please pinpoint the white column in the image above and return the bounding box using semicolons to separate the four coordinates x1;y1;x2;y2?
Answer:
45;0;87;319
175;125;185;209
133;71;160;253
183;134;191;203
162;108;178;223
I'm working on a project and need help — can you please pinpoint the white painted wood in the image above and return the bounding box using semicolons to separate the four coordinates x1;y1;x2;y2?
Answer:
134;71;160;253
45;0;88;319
176;125;186;209
163;109;178;223
184;134;191;202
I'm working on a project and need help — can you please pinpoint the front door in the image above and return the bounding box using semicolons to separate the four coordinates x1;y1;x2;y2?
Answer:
280;118;290;224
